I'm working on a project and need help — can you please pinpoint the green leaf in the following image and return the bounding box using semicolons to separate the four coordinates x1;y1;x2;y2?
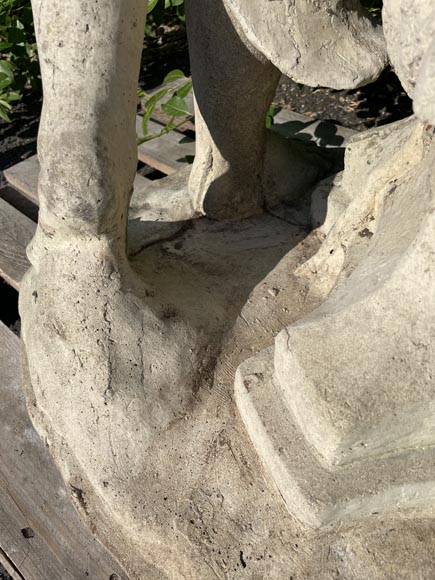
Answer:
5;90;20;101
0;73;12;91
161;94;189;117
7;25;26;44
0;104;11;122
0;42;13;51
141;87;171;136
163;69;186;85
148;1;165;26
0;60;14;83
265;105;276;129
175;80;192;99
0;99;12;109
176;5;185;21
20;6;34;25
147;0;160;13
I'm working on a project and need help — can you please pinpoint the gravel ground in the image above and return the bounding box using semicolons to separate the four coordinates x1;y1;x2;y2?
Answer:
275;67;413;130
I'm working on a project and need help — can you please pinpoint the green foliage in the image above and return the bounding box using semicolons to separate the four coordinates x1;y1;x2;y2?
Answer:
145;0;184;35
139;72;277;142
361;0;383;18
138;68;193;143
139;0;190;141
266;105;277;129
0;0;40;120
147;0;185;25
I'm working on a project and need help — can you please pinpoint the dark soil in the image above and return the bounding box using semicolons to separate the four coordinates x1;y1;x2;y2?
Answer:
0;563;12;580
275;67;413;131
139;23;190;90
0;96;40;188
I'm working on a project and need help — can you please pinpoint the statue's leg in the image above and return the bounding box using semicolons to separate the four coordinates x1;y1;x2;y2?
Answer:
31;0;146;254
20;0;150;489
185;0;280;221
22;0;208;502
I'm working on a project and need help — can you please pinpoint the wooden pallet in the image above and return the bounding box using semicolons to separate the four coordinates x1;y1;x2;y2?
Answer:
0;103;354;579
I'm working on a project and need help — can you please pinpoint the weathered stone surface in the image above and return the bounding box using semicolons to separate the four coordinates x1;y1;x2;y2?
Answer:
383;1;434;95
225;0;387;89
383;0;435;125
242;114;435;495
19;0;435;578
186;0;387;220
237;114;435;578
185;0;281;220
414;38;435;124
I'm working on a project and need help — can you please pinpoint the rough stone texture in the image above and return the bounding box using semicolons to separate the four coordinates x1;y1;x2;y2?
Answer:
185;0;281;220
382;0;435;125
225;0;387;89
185;0;387;220
383;0;435;98
414;38;435;124
238;114;435;529
19;0;435;579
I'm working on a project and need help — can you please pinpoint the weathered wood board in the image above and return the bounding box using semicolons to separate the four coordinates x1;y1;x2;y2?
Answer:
0;321;128;580
2;156;40;206
136;117;195;174
5;158;151;208
0;198;34;291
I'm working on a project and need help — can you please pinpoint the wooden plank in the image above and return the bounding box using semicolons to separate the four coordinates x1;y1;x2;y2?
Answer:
0;547;24;580
0;321;128;580
149;107;195;133
4;156;40;205
5;155;151;208
0;185;38;223
136;117;195;175
272;108;356;147
0;198;34;290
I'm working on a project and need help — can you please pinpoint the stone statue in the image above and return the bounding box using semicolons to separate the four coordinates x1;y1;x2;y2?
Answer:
185;0;387;219
19;0;435;578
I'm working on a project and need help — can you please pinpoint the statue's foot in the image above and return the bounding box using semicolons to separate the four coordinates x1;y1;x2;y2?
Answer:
235;117;435;577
